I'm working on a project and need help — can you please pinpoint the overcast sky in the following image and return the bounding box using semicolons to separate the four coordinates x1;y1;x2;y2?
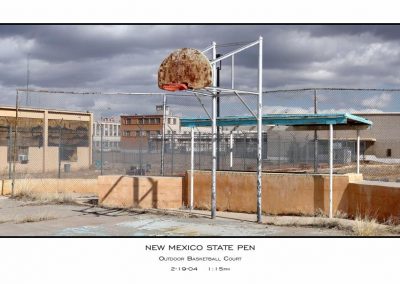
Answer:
0;25;399;118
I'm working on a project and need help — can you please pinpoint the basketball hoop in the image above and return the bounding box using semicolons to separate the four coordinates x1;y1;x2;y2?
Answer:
161;83;188;92
158;48;212;91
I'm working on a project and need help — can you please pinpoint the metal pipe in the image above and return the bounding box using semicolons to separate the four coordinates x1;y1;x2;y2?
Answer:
8;125;12;179
11;90;19;196
190;127;195;210
202;45;214;53
314;89;318;173
210;39;260;65
100;120;103;175
233;91;257;118
231;55;235;89
160;94;166;175
204;87;259;95
357;129;360;174
193;92;212;120
329;124;333;218
58;121;63;179
230;132;233;170
211;41;217;219
256;36;263;223
216;53;221;171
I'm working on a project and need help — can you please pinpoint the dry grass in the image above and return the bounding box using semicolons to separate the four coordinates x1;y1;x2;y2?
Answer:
15;212;57;224
352;215;384;236
13;187;76;205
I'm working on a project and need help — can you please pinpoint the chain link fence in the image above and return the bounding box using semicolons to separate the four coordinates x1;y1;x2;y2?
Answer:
1;88;400;183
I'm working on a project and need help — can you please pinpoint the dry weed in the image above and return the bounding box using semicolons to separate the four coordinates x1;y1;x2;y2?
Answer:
15;212;57;224
352;215;383;236
13;187;75;205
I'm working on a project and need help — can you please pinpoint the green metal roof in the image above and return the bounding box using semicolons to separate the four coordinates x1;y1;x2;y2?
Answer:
180;113;373;128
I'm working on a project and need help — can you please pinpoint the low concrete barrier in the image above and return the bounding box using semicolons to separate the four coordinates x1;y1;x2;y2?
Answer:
98;175;185;209
345;181;400;222
1;178;98;195
186;170;361;216
186;170;400;222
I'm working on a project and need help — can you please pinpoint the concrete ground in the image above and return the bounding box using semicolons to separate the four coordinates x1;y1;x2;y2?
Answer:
0;196;356;236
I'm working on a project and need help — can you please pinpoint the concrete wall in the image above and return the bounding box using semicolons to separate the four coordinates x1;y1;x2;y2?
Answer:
344;181;400;221
98;175;185;209
186;171;362;216
1;178;97;195
186;170;400;222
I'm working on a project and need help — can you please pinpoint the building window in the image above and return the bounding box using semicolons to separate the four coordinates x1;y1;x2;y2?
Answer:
61;146;78;162
123;131;130;137
8;146;29;163
155;118;160;124
387;149;392;157
125;118;132;125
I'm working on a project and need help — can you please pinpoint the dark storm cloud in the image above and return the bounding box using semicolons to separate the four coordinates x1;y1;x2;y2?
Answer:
0;24;400;117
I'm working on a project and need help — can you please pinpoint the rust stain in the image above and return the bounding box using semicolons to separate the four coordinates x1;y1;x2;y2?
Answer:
158;48;212;91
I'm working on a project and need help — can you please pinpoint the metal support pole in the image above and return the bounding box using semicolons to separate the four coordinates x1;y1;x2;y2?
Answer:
211;41;217;219
356;129;360;175
8;125;12;179
171;131;174;176
100;121;103;175
256;36;263;223
230;132;233;170
11;90;19;197
329;124;333;218
190;127;194;210
160;94;166;176
58;124;63;179
314;89;318;173
216;53;221;171
231;55;235;89
198;132;201;169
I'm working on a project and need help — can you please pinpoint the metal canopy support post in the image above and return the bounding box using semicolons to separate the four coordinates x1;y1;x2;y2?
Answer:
11;90;19;197
329;124;334;218
314;89;318;173
100;121;103;176
230;132;233;170
160;94;166;176
256;36;263;223
211;41;217;219
190;127;195;210
356;129;360;175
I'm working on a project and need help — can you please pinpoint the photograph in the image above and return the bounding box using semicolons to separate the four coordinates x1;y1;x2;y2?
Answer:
0;24;399;237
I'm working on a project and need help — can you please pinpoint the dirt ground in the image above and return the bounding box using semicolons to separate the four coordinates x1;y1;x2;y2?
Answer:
2;195;399;236
0;196;357;236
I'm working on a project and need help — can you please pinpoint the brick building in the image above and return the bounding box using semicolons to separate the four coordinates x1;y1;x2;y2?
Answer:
120;105;179;150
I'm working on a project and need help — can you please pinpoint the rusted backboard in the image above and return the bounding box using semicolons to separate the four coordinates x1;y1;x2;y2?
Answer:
158;48;212;91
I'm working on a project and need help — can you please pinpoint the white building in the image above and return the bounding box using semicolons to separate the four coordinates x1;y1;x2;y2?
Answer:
92;117;121;151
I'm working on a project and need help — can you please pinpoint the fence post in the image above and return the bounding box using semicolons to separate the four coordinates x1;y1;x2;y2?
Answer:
11;90;19;197
314;88;319;173
8;125;12;179
58;124;63;179
100;121;103;176
171;132;174;176
160;94;166;176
